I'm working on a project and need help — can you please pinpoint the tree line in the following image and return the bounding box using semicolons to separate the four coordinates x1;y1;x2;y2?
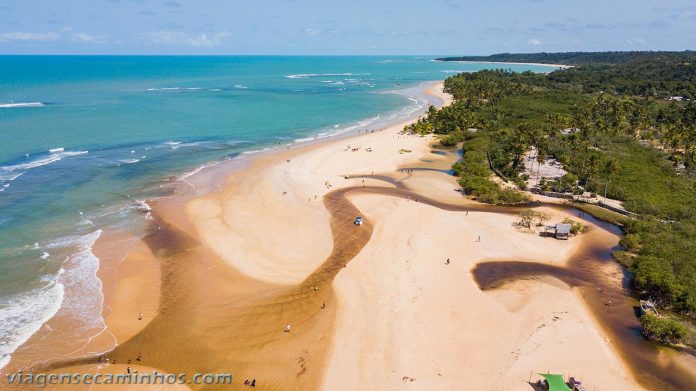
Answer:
407;54;696;322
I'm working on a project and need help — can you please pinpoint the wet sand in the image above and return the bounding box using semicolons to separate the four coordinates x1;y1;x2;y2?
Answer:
7;81;696;390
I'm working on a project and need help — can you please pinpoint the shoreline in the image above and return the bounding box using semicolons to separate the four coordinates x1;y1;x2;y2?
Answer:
5;78;685;390
0;80;445;376
434;59;573;69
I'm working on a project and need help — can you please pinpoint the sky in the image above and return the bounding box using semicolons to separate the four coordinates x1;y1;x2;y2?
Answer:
0;0;694;55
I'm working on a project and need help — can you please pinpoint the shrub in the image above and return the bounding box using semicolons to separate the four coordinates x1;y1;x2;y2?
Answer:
640;313;688;345
561;218;586;234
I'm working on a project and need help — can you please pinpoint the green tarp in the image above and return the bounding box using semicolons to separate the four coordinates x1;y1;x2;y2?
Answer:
539;373;572;391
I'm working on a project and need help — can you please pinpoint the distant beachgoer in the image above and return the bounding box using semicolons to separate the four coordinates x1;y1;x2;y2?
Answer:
138;312;142;320
284;323;291;333
466;211;469;216
137;353;142;361
251;379;256;387
313;286;318;291
244;380;249;386
127;367;131;374
477;235;481;242
321;301;326;309
128;359;131;364
445;258;450;265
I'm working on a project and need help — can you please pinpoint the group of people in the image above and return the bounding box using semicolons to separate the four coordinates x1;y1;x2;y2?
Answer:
243;379;256;387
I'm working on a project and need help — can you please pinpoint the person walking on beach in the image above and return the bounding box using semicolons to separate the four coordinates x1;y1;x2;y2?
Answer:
284;323;291;332
445;258;450;265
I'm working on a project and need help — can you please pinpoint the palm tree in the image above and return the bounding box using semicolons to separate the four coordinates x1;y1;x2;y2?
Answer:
535;142;549;187
604;159;619;200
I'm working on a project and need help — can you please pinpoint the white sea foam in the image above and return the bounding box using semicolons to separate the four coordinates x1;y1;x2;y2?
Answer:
179;161;221;180
47;231;103;326
241;147;275;155
132;199;151;214
0;278;64;370
48;147;64;153
118;159;140;164
0;150;88;176
234;84;248;89
0;102;44;108
164;141;209;150
147;87;207;92
285;72;370;79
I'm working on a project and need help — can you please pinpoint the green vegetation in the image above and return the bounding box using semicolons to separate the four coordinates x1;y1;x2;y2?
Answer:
517;209;550;230
567;201;631;227
409;51;696;319
561;218;586;235
438;51;696;100
640;313;688;345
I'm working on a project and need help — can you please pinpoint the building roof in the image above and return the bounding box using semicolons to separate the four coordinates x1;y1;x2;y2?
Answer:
556;223;571;234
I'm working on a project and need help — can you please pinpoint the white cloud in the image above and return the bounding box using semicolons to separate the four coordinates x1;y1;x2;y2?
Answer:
0;32;60;43
527;38;542;45
304;28;319;35
71;33;107;44
145;31;231;47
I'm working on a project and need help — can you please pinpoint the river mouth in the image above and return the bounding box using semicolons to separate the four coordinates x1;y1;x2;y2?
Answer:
472;217;696;391
38;147;696;391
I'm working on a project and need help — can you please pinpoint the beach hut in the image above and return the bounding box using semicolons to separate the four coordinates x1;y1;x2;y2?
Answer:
555;224;571;240
544;223;571;240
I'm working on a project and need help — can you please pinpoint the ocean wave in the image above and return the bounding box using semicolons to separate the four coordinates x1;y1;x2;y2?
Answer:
0;172;23;183
0;102;44;108
241;147;275;155
162;140;211;150
179;161;222;180
118;159;140;164
234;84;248;89
131;199;151;214
49;147;64;153
0;279;64;370
0;150;88;175
146;87;207;92
285;72;370;79
53;229;106;353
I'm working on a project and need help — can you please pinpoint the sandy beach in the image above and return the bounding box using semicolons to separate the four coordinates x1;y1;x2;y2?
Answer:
5;81;658;390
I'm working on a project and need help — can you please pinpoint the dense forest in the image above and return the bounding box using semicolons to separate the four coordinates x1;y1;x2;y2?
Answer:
407;52;696;335
436;51;696;66
437;51;696;100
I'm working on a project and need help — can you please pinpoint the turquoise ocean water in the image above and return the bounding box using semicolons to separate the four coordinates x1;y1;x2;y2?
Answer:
0;56;557;368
